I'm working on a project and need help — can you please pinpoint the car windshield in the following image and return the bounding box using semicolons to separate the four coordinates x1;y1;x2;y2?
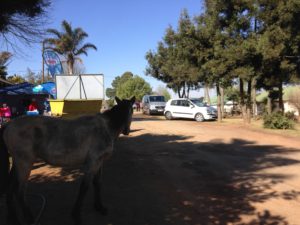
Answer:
190;99;206;107
149;96;165;102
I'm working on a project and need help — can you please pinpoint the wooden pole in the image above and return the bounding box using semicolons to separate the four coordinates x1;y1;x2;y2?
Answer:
42;41;45;83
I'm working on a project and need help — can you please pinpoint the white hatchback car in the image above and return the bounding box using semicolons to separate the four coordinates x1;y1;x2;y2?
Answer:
164;98;217;122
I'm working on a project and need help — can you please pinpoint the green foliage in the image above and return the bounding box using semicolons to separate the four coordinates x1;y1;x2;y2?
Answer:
146;0;300;121
6;75;26;84
285;111;297;121
45;20;97;74
105;72;133;99
116;76;152;101
263;112;294;129
0;51;12;80
106;99;115;108
22;68;52;85
155;86;171;101
0;0;50;44
145;10;200;98
225;86;240;103
106;72;151;102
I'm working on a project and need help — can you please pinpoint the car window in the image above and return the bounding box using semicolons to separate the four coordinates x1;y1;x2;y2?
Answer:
181;100;190;107
176;100;189;107
149;96;165;102
190;99;206;107
171;100;178;106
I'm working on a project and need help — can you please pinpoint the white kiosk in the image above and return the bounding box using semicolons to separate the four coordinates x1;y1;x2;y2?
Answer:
50;74;104;117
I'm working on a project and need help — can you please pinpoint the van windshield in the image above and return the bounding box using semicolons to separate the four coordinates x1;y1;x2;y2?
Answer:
190;99;207;107
149;96;165;102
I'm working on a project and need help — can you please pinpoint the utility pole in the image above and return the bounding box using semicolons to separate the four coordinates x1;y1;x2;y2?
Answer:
42;41;45;83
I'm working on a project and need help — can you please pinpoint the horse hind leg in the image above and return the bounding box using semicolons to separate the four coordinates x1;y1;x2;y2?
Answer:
71;172;94;225
93;165;108;215
7;161;34;225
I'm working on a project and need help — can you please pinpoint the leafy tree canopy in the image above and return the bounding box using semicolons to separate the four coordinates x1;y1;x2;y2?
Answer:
146;10;200;98
155;85;171;101
0;51;12;79
0;0;50;44
116;76;152;101
106;72;133;99
45;20;97;74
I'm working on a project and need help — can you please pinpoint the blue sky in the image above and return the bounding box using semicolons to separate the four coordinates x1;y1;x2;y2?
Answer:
5;0;206;97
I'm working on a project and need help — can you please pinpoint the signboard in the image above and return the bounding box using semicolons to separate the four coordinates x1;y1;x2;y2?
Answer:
43;50;63;77
56;74;104;100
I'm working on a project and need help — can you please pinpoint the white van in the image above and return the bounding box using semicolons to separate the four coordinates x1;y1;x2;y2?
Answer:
142;95;166;115
164;98;217;121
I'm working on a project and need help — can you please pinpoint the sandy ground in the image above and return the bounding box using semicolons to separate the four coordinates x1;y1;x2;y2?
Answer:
1;112;300;225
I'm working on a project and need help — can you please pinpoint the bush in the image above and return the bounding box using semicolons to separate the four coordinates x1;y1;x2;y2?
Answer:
263;112;294;129
285;111;297;121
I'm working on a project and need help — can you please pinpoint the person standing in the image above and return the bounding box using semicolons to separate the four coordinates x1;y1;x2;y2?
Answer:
43;98;51;116
0;103;12;124
27;98;39;115
136;101;141;112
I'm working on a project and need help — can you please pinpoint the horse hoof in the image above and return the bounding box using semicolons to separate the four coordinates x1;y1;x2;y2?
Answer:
94;203;108;215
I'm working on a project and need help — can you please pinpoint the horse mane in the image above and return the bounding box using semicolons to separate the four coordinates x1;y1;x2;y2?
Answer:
102;104;124;129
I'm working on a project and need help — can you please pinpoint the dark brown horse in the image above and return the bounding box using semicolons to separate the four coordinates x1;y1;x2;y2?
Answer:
0;96;135;225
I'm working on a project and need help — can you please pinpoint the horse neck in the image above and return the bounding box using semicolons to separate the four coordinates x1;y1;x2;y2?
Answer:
102;108;125;138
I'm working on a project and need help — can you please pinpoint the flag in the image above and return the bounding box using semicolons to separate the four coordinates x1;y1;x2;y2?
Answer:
43;50;63;77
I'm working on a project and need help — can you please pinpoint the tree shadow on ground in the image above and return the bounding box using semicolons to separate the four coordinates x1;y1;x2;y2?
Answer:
0;133;299;225
108;134;299;225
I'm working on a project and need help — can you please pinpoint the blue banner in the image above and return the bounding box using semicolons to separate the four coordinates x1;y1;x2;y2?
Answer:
32;82;57;99
43;50;63;77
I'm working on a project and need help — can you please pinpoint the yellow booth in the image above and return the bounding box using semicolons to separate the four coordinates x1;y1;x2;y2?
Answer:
51;74;104;118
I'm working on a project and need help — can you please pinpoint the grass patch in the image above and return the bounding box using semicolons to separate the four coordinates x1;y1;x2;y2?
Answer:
222;117;300;138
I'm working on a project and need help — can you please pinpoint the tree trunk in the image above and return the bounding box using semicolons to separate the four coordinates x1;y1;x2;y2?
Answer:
278;81;284;114
216;83;222;122
182;84;186;98
267;91;272;114
239;78;247;123
246;80;252;124
204;84;211;105
220;86;224;118
187;85;190;99
67;60;74;75
177;87;182;98
251;78;257;119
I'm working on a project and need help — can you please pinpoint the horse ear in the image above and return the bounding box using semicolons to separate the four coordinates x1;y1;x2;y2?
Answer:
115;97;122;105
130;96;136;105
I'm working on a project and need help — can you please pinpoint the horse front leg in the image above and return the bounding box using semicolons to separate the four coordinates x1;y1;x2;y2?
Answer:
93;165;108;215
71;172;93;225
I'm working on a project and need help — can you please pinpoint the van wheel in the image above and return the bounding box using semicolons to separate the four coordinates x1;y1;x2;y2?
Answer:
165;111;173;120
195;113;204;122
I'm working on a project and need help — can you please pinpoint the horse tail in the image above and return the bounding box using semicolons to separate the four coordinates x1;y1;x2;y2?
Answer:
0;125;9;196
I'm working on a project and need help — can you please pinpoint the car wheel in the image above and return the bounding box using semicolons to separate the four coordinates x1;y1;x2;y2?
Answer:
165;111;173;120
195;113;204;122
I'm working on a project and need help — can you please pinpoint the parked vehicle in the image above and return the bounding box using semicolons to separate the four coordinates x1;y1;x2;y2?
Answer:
142;95;166;115
210;101;241;115
164;98;217;122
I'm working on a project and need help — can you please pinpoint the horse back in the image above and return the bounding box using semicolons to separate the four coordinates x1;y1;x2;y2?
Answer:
4;115;113;167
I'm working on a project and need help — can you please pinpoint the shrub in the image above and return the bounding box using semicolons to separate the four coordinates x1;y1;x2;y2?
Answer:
263;112;294;129
285;111;297;121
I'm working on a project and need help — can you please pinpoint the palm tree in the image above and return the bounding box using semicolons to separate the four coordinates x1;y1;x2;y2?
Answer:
45;20;97;75
0;51;12;79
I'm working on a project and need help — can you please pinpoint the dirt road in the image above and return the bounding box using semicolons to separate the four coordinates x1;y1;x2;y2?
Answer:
1;113;300;225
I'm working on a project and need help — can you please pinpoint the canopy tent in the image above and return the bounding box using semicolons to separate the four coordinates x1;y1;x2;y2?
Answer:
32;82;56;98
0;82;35;95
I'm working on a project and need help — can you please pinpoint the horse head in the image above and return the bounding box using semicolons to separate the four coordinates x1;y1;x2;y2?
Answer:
115;96;135;135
